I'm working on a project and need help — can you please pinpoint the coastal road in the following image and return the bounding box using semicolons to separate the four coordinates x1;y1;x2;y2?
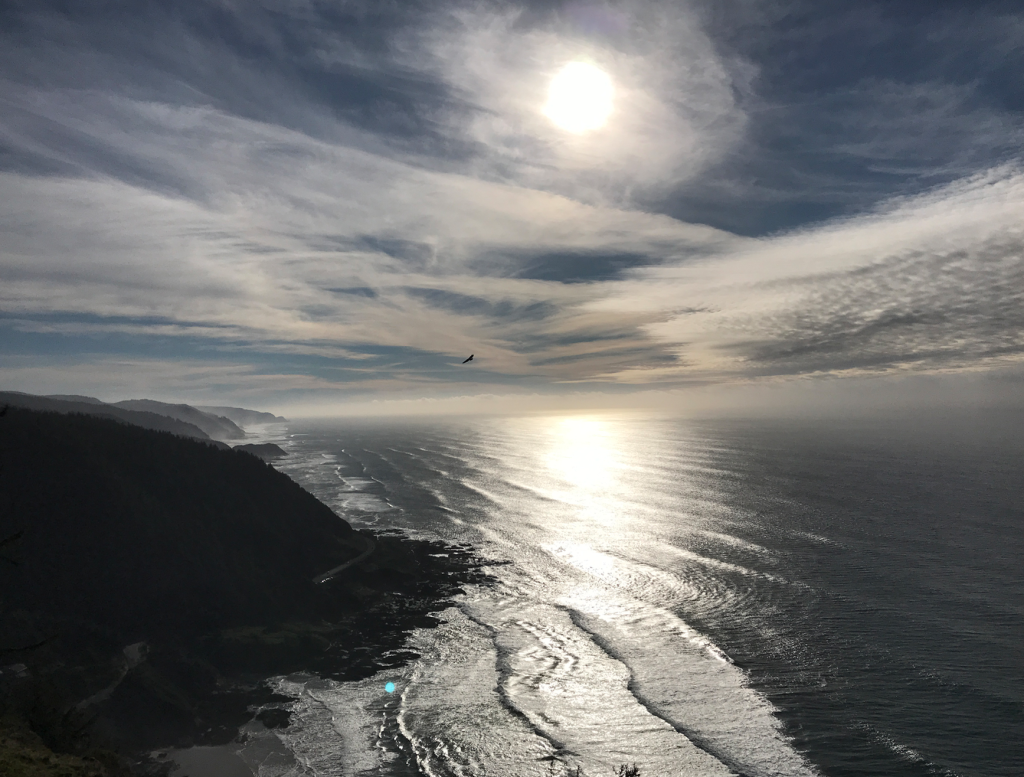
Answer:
313;532;376;584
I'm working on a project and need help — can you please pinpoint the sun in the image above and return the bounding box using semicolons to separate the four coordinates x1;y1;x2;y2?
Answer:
544;61;613;133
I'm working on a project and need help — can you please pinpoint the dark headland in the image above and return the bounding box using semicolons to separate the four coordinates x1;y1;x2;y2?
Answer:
0;405;489;776
232;442;289;460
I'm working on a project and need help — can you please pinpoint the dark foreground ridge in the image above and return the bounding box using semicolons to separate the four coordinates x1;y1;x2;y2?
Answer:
0;407;490;775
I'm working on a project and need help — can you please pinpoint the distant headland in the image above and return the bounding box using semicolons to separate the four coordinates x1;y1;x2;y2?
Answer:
0;391;287;444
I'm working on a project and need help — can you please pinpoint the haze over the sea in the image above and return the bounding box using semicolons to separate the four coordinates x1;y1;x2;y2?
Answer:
2;1;1023;416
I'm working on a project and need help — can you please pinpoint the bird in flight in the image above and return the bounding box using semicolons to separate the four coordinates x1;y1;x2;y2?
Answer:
462;354;474;364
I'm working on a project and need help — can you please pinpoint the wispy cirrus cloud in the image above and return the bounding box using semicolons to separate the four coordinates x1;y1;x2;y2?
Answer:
0;89;738;391
1;0;1023;410
593;167;1024;382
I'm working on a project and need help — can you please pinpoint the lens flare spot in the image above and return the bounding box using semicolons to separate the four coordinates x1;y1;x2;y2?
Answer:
544;62;613;133
385;681;395;693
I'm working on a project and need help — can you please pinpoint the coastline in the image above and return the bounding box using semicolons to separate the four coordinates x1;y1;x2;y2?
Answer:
0;407;493;777
135;531;492;775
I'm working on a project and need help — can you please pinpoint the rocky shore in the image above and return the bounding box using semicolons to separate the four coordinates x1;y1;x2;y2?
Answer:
0;407;491;776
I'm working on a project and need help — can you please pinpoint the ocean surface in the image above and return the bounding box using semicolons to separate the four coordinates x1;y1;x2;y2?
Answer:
236;413;1023;777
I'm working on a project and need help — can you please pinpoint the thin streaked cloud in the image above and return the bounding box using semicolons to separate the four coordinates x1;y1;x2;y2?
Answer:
1;0;1022;411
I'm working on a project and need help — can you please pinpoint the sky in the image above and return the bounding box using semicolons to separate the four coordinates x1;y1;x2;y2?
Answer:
1;0;1023;417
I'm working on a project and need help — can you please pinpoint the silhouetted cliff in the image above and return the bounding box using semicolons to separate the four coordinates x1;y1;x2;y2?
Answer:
0;392;215;443
112;400;246;440
0;407;364;633
0;406;486;767
233;442;288;460
197;406;286;426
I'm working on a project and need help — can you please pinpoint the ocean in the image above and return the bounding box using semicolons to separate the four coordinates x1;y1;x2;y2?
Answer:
237;412;1023;777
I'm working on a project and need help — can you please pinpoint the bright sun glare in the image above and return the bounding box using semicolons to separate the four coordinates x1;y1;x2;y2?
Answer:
544;61;613;133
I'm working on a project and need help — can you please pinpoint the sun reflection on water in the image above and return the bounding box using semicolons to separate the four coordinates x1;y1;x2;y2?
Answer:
542;416;621;493
529;414;647;534
495;411;680;537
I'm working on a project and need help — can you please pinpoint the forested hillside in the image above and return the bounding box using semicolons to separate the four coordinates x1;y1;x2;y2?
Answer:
112;399;246;440
0;407;486;769
0;407;363;632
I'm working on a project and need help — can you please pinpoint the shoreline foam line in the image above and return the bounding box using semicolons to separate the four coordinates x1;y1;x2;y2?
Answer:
558;606;751;776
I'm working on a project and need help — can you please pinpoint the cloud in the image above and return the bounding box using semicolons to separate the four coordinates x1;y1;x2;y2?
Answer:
0;358;343;402
399;1;747;203
593;167;1024;381
657;0;1024;235
1;0;1023;409
0;89;738;389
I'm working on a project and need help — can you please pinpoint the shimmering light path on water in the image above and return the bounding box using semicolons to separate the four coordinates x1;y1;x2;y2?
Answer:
255;413;1023;777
